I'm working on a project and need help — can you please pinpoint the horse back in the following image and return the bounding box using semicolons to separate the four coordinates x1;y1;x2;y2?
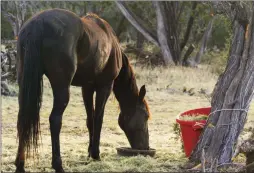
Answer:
73;14;122;86
16;9;85;88
20;8;83;45
18;9;84;69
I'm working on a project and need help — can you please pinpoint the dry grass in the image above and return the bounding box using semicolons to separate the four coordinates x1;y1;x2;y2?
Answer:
1;64;254;172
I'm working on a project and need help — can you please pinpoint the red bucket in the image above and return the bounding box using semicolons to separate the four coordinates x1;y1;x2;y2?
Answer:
176;107;211;157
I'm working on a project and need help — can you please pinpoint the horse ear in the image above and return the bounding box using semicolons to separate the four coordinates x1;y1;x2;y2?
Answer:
139;85;146;101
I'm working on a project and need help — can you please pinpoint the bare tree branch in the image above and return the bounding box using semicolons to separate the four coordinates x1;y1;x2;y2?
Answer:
115;1;159;47
2;11;16;21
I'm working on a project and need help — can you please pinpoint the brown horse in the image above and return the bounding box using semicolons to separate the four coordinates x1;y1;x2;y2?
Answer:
15;8;150;173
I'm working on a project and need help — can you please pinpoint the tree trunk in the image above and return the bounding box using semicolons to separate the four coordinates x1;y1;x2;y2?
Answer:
195;16;215;64
115;1;159;47
182;44;195;67
180;2;198;52
154;1;175;65
136;32;145;49
162;2;181;65
190;3;254;171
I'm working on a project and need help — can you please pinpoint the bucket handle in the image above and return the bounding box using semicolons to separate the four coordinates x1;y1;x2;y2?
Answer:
192;122;206;130
177;114;206;130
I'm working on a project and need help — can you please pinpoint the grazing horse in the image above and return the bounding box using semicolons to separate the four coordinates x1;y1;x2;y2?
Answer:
15;8;150;173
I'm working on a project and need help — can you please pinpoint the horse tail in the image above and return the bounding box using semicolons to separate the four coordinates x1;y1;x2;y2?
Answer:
17;19;44;157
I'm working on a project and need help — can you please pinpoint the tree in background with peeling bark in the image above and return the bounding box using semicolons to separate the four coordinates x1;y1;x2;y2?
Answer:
190;2;254;172
116;1;205;66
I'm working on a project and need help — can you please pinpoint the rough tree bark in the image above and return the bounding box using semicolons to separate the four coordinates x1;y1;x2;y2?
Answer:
190;2;254;171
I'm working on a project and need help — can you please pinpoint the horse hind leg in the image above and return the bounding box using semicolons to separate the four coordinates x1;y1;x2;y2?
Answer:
15;142;25;173
15;64;26;173
81;85;95;158
49;87;70;172
45;55;76;172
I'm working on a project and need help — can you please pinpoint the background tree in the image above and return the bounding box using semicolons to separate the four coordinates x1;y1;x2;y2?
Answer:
1;1;233;68
116;1;215;66
195;15;215;64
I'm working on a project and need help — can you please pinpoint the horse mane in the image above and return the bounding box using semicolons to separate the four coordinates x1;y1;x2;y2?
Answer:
143;99;151;119
83;12;117;37
126;57;151;119
119;53;151;119
82;12;121;63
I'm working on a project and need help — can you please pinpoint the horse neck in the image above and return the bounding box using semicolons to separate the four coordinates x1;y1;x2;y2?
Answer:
113;54;139;114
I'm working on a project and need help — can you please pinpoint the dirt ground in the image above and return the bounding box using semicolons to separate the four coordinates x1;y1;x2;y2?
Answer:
1;65;254;172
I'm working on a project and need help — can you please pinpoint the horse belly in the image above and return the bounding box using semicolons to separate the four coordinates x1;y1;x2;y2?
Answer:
73;39;114;86
71;54;118;87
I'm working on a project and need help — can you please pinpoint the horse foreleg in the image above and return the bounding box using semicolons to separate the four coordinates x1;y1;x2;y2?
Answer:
49;87;70;172
91;82;113;160
81;85;95;158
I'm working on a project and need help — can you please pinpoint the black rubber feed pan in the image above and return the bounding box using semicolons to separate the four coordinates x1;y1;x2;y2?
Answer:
116;147;156;157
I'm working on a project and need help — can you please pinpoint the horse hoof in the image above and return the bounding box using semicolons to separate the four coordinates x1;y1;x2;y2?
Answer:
55;168;65;173
15;160;25;173
15;168;25;173
91;155;101;161
93;158;101;161
90;148;100;160
90;152;100;161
